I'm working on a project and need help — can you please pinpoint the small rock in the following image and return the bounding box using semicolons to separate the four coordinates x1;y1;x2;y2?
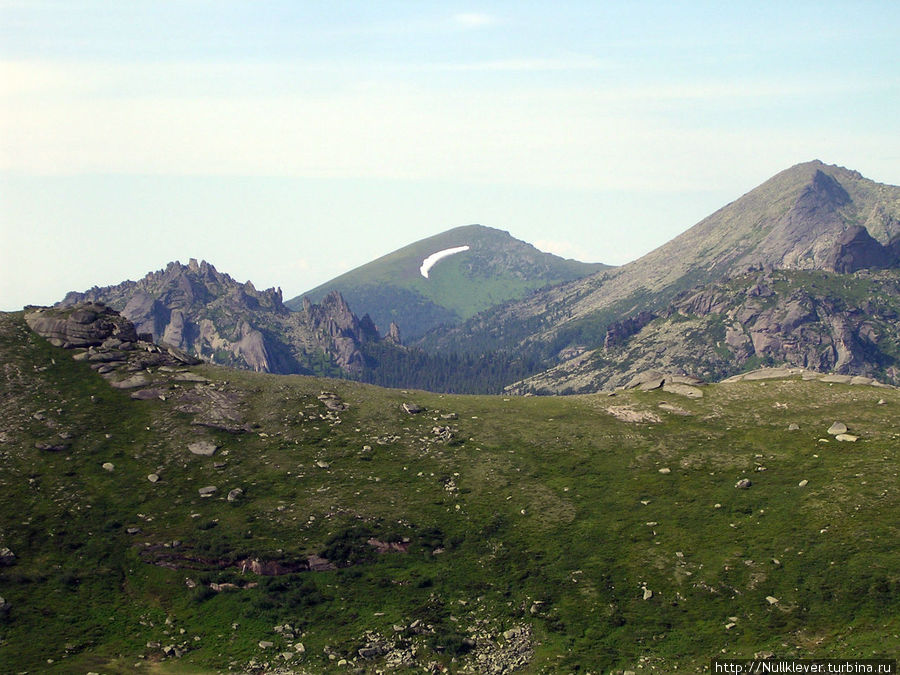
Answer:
198;486;217;497
102;462;115;472
642;588;653;600
148;473;160;483
0;548;16;566
788;423;800;431
798;479;808;487
315;460;330;469
735;478;752;489
188;440;218;456
765;596;779;605
658;467;671;474
402;402;423;414
227;488;243;502
294;642;305;653
835;433;858;442
827;422;848;435
258;641;274;649
877;398;885;405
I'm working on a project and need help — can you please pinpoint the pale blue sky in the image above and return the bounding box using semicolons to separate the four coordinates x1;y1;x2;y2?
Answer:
2;1;899;310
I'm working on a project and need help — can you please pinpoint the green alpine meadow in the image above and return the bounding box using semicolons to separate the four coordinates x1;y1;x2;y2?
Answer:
1;307;897;673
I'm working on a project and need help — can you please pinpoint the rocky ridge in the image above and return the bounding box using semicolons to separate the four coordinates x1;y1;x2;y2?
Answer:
508;268;900;394
59;259;390;376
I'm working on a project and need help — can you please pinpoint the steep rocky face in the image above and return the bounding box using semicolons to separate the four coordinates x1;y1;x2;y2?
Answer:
59;260;384;376
823;225;899;273
508;269;900;394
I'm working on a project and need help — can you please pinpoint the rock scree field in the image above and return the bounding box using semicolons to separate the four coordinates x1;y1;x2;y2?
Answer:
0;307;898;673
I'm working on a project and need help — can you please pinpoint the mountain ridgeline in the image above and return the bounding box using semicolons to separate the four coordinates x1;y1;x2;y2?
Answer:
51;161;900;394
287;224;610;341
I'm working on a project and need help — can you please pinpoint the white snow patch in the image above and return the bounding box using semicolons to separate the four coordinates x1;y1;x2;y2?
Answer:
420;245;470;278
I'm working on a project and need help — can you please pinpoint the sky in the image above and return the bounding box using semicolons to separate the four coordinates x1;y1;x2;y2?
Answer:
2;1;899;310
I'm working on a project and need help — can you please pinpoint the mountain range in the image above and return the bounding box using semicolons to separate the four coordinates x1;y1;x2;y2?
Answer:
49;161;900;393
423;161;900;389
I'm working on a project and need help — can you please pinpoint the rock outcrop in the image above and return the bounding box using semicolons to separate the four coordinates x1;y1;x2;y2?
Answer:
24;303;254;432
58;260;392;376
508;267;900;394
824;225;899;273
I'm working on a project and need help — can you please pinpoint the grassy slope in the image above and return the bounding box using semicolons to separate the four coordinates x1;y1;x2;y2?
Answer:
288;225;607;338
1;311;898;673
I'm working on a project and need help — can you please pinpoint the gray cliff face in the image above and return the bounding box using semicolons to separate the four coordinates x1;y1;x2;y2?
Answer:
823;225;900;273
58;260;382;376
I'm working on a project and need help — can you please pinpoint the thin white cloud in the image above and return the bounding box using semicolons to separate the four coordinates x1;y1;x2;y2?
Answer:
1;59;896;193
433;56;610;73
453;12;496;28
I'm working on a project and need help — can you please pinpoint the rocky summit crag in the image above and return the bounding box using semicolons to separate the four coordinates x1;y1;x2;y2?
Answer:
59;259;392;377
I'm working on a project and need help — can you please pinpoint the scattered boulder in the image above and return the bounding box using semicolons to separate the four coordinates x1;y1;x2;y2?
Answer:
626;370;666;391
317;392;348;411
198;486;217;498
642;588;653;600
735;478;752;489
35;441;69;452
0;548;16;566
109;374;152;390
662;382;703;398
658;467;671;474
402;402;424;414
188;440;218;456
101;462;115;472
227;488;244;502
765;596;779;605
835;433;858;442
131;388;168;400
827;422;848;435
148;473;160;483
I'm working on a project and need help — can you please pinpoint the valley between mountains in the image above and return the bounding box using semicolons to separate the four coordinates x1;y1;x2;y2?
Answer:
1;159;899;673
